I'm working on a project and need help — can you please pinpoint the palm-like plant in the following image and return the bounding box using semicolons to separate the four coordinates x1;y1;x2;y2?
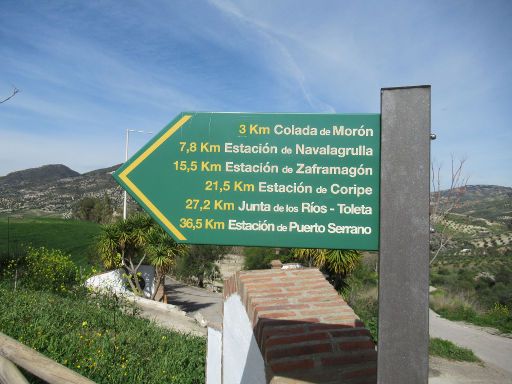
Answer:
291;248;362;289
289;248;319;268
97;214;153;295
321;249;362;275
146;226;188;300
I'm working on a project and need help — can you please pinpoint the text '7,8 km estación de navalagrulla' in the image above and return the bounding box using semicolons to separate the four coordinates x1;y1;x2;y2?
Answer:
114;112;381;250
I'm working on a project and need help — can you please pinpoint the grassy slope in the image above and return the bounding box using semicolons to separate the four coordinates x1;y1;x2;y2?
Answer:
0;286;205;384
0;217;100;268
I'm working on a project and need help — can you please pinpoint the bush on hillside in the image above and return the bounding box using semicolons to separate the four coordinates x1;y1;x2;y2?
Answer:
3;247;80;293
243;247;294;270
342;260;378;341
72;195;113;224
243;247;278;270
174;245;229;288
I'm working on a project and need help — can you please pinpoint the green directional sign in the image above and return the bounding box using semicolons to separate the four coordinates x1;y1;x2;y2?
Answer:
113;113;380;250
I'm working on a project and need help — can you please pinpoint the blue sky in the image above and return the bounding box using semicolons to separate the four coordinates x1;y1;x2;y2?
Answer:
1;0;511;187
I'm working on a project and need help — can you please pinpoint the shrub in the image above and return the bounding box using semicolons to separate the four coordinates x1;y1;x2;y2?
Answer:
430;273;446;286
342;262;378;341
348;288;378;341
430;290;512;334
174;245;232;288
485;303;512;331
243;247;278;270
4;247;80;293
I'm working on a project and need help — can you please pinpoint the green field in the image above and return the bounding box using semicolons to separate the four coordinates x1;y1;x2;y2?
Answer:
0;217;100;268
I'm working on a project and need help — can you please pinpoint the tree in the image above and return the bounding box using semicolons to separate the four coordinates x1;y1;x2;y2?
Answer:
146;226;187;300
243;247;293;270
73;195;113;224
291;248;362;289
430;156;469;264
97;214;153;295
174;245;228;288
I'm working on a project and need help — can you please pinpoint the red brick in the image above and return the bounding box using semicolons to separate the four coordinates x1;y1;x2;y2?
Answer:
312;300;350;308
299;308;348;316
318;315;360;323
308;323;357;332
303;293;344;305
255;304;309;312
243;287;285;295
257;311;297;320
342;367;378;379
266;332;330;347
330;329;372;338
250;298;290;305
301;289;339;297
270;358;315;373
267;343;332;360
295;281;331;289
250;291;304;299
320;314;359;321
338;341;376;351
260;324;308;339
321;351;377;366
244;283;294;290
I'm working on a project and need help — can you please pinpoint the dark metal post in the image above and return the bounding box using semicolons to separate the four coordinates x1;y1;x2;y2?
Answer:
378;86;431;384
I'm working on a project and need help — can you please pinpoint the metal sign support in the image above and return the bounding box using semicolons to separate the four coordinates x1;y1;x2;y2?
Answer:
378;86;431;383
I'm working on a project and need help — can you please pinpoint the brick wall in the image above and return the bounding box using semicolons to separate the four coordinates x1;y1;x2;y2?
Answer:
223;268;377;384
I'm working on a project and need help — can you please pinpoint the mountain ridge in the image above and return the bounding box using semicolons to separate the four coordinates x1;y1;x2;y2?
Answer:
0;164;510;221
0;164;80;185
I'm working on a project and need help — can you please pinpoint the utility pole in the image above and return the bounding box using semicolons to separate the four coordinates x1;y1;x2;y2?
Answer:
123;129;153;220
7;216;10;258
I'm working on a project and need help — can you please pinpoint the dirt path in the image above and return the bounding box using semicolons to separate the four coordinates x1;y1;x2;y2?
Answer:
429;309;512;375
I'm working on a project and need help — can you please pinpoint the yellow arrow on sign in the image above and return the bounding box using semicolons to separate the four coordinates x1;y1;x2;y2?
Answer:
118;114;192;241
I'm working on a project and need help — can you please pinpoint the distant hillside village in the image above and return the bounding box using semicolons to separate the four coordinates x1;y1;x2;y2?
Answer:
0;164;127;217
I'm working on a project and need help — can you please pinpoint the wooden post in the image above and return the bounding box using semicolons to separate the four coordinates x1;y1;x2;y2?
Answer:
0;333;95;384
0;355;29;384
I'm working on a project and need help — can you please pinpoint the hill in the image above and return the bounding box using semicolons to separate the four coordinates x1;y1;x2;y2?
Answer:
453;185;512;225
0;164;127;217
429;185;512;331
0;164;79;185
1;163;510;230
433;185;511;251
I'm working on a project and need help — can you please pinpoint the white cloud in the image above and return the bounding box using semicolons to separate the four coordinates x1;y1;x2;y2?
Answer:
208;0;336;112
